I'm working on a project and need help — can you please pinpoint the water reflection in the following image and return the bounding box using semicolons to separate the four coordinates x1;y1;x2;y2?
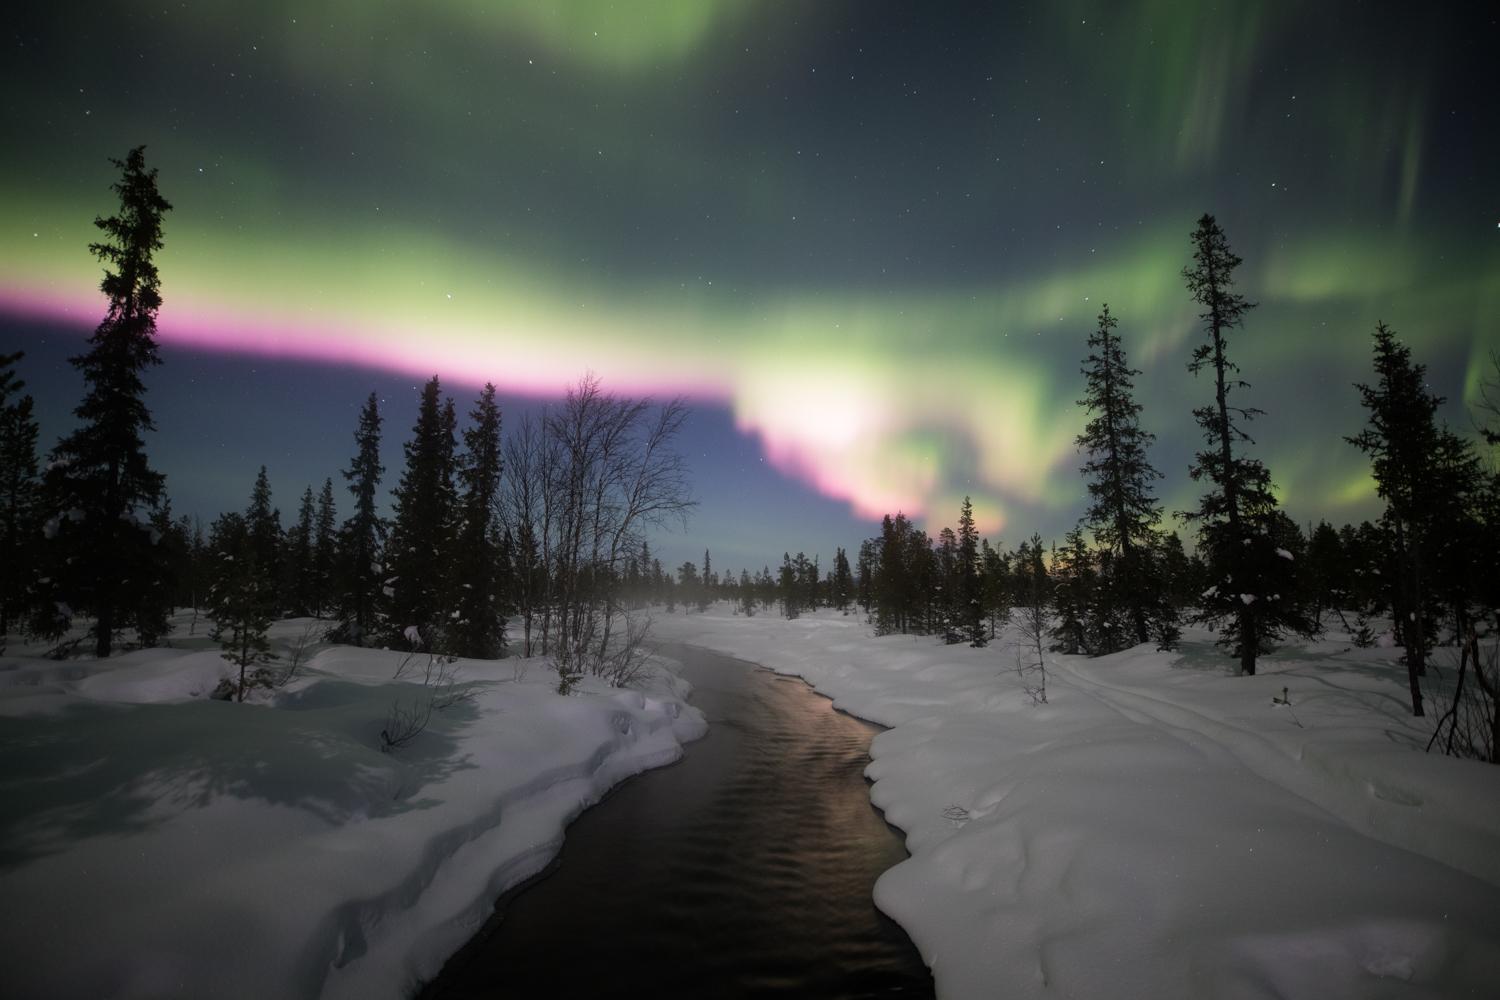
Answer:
425;643;933;999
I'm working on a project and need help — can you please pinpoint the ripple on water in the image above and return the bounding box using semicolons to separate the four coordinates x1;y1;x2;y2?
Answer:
424;645;933;1000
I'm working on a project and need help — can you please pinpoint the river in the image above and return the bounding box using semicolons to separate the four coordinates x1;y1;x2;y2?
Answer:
423;642;934;998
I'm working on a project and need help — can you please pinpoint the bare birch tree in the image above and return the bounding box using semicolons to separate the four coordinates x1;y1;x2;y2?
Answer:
503;376;693;690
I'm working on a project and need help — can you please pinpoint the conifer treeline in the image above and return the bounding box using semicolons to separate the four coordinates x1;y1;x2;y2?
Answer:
2;150;1496;727
4;148;176;657
1;148;697;694
191;375;510;661
4;353;697;674
719;215;1499;722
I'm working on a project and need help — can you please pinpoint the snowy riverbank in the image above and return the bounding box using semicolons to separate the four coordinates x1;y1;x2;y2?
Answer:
652;608;1500;999
0;617;705;999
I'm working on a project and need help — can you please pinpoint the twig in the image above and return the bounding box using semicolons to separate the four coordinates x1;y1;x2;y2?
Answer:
1271;686;1304;728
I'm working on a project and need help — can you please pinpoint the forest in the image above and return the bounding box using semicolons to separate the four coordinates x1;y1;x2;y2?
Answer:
3;148;1498;761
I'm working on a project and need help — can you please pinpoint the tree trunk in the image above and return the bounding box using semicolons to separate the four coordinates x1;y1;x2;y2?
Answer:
238;633;248;703
1209;303;1252;676
97;455;120;658
1441;627;1471;755
1469;629;1497;757
95;603;113;658
1409;533;1427;677
1407;659;1425;717
1239;604;1257;676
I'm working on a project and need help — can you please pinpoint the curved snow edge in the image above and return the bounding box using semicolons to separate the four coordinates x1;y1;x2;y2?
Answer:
317;696;706;998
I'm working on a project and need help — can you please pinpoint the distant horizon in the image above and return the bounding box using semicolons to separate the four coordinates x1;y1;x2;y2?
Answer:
7;306;1481;581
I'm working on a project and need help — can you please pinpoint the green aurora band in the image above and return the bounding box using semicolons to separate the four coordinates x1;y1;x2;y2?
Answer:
2;1;1495;544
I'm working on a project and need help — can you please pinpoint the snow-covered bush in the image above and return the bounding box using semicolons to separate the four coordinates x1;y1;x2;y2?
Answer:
379;633;474;751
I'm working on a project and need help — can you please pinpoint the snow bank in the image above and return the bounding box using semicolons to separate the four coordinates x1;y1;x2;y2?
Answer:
0;619;705;999
653;609;1500;1000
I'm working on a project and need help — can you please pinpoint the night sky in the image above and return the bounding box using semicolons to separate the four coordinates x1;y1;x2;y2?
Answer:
3;1;1495;574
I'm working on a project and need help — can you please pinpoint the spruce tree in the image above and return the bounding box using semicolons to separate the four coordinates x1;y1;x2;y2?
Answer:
639;541;654;605
173;514;207;622
936;526;960;643
905;527;937;634
311;478;337;618
137;497;179;627
802;553;820;609
873;513;936;634
1304;521;1345;628
338;392;386;646
1349;324;1481;715
699;549;713;611
39;146;173;655
625;550;643;608
1179;214;1302;675
387;377;457;647
831;546;854;613
1076;304;1166;650
0;351;23;407
1340;521;1388;628
1049;529;1095;655
206;511;277;701
1348;323;1439;688
980;538;1011;640
1423;430;1483;634
1;352;40;637
677;560;701;613
244;466;282;615
1470;465;1500;620
872;517;902;633
957;497;986;646
511;517;543;654
663;569;677;613
288;485;316;617
451;382;505;658
855;539;877;616
156;510;193;611
778;553;799;619
1150;533;1188;650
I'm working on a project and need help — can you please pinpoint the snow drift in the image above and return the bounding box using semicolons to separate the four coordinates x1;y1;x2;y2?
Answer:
0;617;705;999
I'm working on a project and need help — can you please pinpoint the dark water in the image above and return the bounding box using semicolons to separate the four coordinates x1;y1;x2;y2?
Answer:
423;643;934;999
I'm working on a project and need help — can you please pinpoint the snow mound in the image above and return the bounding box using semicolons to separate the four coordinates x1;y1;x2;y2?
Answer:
0;632;705;999
71;649;237;704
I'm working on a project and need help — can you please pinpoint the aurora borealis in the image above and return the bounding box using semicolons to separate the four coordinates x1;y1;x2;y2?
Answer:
2;1;1495;570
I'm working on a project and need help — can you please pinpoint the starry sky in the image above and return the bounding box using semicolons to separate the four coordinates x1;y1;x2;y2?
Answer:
2;1;1496;574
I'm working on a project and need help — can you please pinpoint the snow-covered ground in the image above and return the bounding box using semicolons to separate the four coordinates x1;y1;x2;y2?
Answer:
653;609;1500;1000
0;615;705;999
5;607;1497;999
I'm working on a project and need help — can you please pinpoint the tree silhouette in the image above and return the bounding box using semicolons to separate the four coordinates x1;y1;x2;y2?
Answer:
206;510;277;701
0;352;40;636
957;497;985;646
831;546;854;613
450;383;506;658
387;376;457;648
38;146;173;656
1179;214;1305;675
244;466;282;614
1076;304;1166;650
287;484;316;617
1349;323;1484;715
337;392;386;645
311;478;338;618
